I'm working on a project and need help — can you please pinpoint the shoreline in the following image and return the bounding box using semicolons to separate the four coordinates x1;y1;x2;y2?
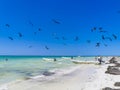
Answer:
1;57;120;90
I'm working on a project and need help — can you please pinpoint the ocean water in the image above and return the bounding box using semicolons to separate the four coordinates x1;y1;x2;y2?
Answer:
0;56;106;85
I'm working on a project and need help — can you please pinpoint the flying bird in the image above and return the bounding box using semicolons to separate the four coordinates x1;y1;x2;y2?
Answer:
104;44;108;47
28;21;33;26
8;37;13;40
62;36;66;40
52;19;61;24
91;27;97;32
28;45;32;48
87;40;91;43
18;32;23;37
45;46;49;50
74;36;79;41
99;27;103;30
38;28;41;31
34;32;37;35
112;34;117;39
96;42;100;47
101;35;105;40
5;24;10;27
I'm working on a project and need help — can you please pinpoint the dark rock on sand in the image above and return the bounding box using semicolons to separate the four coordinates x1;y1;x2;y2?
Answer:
102;87;120;90
114;82;120;87
115;63;120;67
105;66;120;75
109;57;117;64
43;71;55;76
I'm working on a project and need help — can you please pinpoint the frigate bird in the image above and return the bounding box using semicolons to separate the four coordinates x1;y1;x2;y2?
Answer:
5;24;10;27
99;30;107;33
96;42;100;47
112;34;117;39
45;46;49;50
28;21;33;26
8;37;13;40
101;35;105;40
38;28;41;31
62;37;66;40
28;45;32;48
91;27;97;32
104;44;108;47
52;19;61;24
74;36;79;41
18;32;22;37
87;40;91;43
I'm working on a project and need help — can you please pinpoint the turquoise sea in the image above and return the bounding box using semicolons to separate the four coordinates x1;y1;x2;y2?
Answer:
0;56;98;85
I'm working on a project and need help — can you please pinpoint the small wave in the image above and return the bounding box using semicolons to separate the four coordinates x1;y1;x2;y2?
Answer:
29;66;81;82
42;58;53;61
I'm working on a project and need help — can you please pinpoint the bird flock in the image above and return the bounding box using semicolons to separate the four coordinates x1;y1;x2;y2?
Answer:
1;18;118;51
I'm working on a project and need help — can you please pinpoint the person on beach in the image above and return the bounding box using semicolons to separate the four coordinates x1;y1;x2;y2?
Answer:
97;56;104;65
54;58;57;62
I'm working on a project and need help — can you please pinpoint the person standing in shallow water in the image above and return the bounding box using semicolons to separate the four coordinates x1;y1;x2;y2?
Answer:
54;58;57;62
97;56;104;65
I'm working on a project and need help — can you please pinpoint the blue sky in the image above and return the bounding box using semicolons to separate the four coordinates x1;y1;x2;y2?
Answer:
0;0;120;55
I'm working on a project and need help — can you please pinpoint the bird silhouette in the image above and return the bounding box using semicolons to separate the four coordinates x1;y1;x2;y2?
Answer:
28;21;33;26
8;37;13;40
45;46;49;50
91;27;97;32
112;34;117;39
99;27;103;30
5;24;10;27
28;45;32;48
87;40;91;43
104;44;108;47
34;32;37;35
52;19;61;24
101;35;105;40
38;28;41;31
62;37;66;40
74;36;79;41
18;32;23;37
96;42;100;47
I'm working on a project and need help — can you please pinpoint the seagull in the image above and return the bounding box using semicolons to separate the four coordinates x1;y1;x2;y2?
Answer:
52;19;61;24
5;24;10;27
8;37;13;40
112;34;117;39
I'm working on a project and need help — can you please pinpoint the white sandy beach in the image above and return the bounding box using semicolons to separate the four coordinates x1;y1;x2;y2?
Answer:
0;57;120;90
